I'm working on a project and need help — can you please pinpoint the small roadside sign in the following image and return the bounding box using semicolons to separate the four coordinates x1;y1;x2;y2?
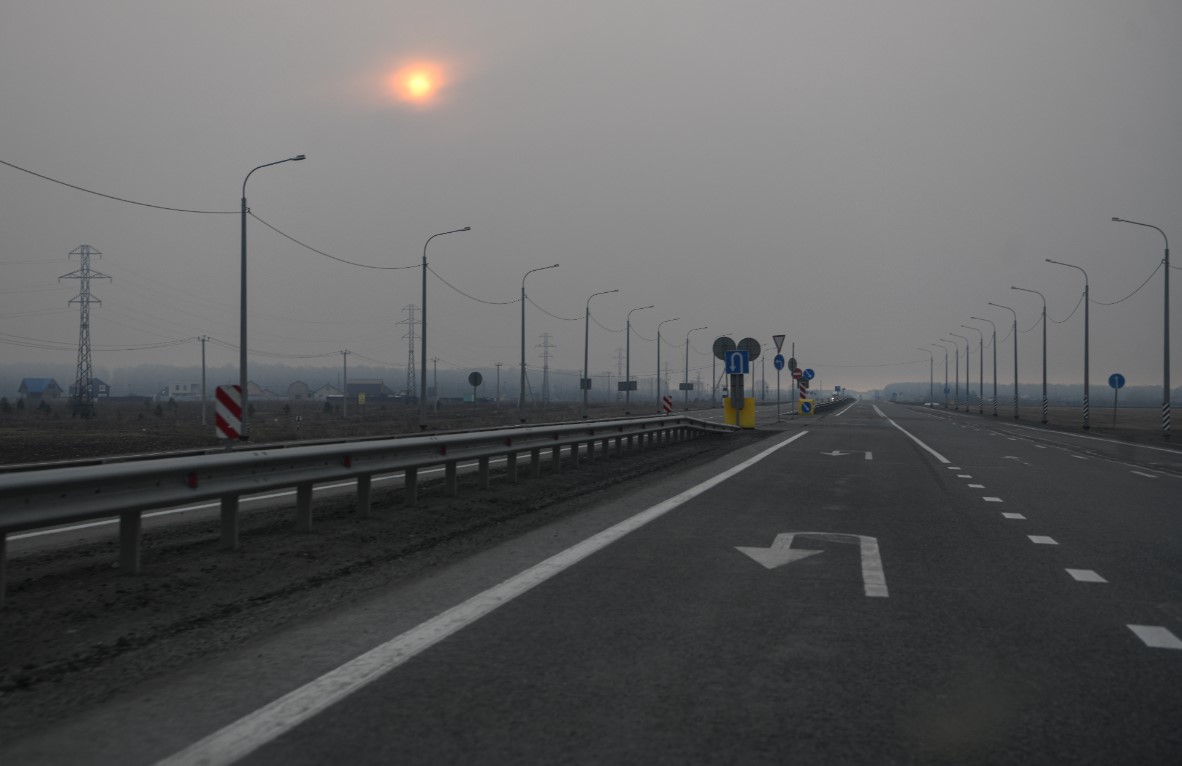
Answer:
792;368;803;380
788;357;798;372
772;334;786;353
1108;373;1125;389
773;354;785;371
802;368;815;381
799;399;815;416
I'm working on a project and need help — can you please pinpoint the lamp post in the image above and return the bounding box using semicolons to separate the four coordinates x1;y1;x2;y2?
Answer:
684;326;707;409
239;154;305;440
950;333;970;412
961;325;984;414
625;305;654;408
519;264;559;418
940;337;960;410
933;343;951;408
989;302;1020;419
656;318;679;405
582;289;619;418
419;227;471;429
918;348;933;405
1112;217;1170;439
971;316;998;417
1046;258;1090;430
1012;286;1048;424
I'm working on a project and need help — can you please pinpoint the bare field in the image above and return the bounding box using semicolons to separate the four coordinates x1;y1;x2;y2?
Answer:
0;398;700;466
903;400;1175;444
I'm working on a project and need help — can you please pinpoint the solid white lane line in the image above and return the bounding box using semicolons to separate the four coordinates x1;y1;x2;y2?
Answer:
1034;445;1047;449
1071;455;1088;460
1131;471;1158;479
947;467;961;470
1066;569;1106;583
968;484;985;488
1028;535;1058;545
983;497;1003;502
875;410;952;464
1001;513;1025;519
834;402;856;417
1127;625;1182;650
11;457;512;542
154;431;813;766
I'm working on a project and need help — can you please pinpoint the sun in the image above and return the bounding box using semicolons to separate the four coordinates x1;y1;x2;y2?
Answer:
389;63;444;105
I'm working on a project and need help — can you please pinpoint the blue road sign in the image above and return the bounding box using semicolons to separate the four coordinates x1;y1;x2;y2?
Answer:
800;401;813;414
1108;373;1125;390
773;354;785;371
802;368;815;381
725;349;750;374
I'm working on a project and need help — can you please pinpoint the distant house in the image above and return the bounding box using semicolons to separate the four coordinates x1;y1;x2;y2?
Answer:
68;378;111;398
168;382;202;400
287;381;312;400
345;379;394;399
312;383;341;401
18;378;63;400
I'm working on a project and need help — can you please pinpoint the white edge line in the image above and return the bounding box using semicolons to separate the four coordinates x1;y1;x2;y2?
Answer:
834;402;856;417
875;409;951;464
154;430;812;766
1003;422;1182;456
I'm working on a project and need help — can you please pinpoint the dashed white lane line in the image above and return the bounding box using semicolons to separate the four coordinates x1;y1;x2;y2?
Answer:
1028;535;1058;545
1034;444;1048;449
1001;512;1025;520
1066;569;1106;583
834;402;856;417
968;483;985;488
152;430;814;766
947;466;961;470
1131;471;1158;479
1071;455;1088;460
957;474;972;478
983;497;1003;502
1127;625;1182;650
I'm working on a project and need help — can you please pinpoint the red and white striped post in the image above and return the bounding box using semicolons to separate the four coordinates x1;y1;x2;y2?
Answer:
215;384;243;440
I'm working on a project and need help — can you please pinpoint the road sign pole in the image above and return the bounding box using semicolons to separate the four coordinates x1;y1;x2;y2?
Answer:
1113;386;1118;428
776;368;781;422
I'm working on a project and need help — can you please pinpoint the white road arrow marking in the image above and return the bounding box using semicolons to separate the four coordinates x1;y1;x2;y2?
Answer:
735;532;888;597
820;450;874;460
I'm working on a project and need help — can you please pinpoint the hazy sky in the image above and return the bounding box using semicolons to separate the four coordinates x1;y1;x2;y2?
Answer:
2;1;1179;393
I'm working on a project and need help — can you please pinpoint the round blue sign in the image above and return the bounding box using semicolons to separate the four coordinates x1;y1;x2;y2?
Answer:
802;368;815;381
801;401;813;414
1108;373;1125;390
773;354;785;371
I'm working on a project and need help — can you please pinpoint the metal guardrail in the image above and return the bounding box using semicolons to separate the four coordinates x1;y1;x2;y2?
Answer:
0;415;736;606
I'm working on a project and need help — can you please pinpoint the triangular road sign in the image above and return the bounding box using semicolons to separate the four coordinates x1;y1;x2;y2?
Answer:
772;334;785;353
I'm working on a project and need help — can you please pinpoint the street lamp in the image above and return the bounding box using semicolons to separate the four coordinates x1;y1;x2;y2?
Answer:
1112;217;1170;439
961;325;984;414
950;332;970;412
918;348;933;405
932;343;951;409
240;153;305;441
1046;258;1090;430
419;227;471;429
656;318;679;405
940;337;960;410
970;316;998;417
684;326;707;409
625;304;654;409
988;302;1020;419
1012;286;1048;424
519;263;559;417
582;289;619;418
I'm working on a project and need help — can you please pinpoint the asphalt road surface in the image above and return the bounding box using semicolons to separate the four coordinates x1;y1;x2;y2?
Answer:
6;400;1181;765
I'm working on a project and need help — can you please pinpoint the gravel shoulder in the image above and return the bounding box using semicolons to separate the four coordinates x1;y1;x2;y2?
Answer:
0;428;774;744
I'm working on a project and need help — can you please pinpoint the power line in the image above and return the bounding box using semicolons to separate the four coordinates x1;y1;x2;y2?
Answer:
1090;262;1162;306
526;295;582;321
426;265;519;305
249;212;417;270
0;157;236;214
1050;293;1085;324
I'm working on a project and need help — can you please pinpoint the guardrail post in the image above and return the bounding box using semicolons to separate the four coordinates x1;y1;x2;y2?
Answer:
0;534;7;609
221;496;240;550
478;456;490;489
119;511;142;575
296;483;314;531
615;436;623;453
405;467;418;506
586;439;595;463
445;462;458;496
506;452;518;484
602;437;611;456
552;444;562;472
531;448;542;477
357;475;372;516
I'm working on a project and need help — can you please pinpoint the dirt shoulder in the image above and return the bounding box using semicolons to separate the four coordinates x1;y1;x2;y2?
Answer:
0;428;774;743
